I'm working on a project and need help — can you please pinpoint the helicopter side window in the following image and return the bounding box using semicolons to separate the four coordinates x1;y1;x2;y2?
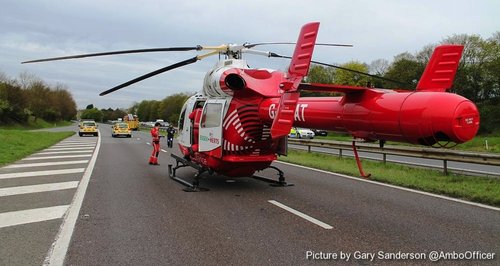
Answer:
178;105;187;131
201;103;222;128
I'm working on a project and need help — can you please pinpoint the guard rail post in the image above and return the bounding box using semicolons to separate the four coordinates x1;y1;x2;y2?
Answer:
444;159;448;175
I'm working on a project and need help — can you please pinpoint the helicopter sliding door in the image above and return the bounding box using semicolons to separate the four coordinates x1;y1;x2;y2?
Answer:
198;99;226;154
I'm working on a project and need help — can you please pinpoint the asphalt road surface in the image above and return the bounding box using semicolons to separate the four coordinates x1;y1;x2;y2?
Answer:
1;123;499;265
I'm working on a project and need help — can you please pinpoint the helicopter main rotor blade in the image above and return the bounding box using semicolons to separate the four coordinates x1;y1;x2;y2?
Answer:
22;46;203;64
99;50;219;96
269;53;408;87
245;42;353;49
99;56;198;96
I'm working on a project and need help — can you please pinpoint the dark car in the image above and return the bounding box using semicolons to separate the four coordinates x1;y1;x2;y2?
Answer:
312;129;328;136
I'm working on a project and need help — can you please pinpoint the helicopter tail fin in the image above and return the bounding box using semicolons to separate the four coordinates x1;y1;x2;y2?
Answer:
287;22;320;80
416;44;464;92
270;22;319;139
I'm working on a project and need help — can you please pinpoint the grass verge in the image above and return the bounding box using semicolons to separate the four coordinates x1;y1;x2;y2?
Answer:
0;117;73;130
279;149;500;207
0;129;74;166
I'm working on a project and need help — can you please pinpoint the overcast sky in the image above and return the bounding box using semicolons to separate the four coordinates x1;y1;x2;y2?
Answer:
1;0;498;109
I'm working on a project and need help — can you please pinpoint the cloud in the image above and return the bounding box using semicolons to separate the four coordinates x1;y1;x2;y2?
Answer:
1;0;498;108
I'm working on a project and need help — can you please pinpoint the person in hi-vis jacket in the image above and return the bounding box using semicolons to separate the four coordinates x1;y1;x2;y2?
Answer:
149;122;162;165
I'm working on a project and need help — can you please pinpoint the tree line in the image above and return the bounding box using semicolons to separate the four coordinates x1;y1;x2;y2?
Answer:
304;32;500;133
129;93;191;126
79;104;128;123
0;72;77;124
81;93;191;126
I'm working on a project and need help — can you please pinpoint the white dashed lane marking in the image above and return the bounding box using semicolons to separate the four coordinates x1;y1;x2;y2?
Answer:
268;200;333;230
36;150;94;155
23;154;92;161
0;168;85;180
45;147;96;151
52;144;96;148
0;181;79;197
4;160;89;168
0;205;70;229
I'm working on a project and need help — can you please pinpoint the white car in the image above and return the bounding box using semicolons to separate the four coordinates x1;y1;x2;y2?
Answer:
289;127;315;139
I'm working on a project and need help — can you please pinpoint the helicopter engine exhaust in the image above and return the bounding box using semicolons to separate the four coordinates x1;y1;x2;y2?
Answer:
224;73;246;91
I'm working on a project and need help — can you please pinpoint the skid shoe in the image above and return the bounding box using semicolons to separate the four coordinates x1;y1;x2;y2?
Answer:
168;154;209;192
252;165;294;187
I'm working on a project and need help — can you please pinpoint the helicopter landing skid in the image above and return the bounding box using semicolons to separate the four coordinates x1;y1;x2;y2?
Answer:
252;166;294;187
168;154;209;192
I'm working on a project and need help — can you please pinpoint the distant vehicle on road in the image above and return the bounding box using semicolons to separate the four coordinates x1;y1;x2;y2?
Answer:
155;119;169;127
289;127;315;139
312;129;328;136
79;121;98;137
124;114;139;131
111;122;132;138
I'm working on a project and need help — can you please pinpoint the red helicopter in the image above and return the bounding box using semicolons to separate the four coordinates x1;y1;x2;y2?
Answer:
23;22;480;191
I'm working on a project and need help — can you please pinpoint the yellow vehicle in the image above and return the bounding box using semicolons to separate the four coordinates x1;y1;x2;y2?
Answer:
123;114;139;131
288;127;315;139
79;121;98;137
112;122;132;138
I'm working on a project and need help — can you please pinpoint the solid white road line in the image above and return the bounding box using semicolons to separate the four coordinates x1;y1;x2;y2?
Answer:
44;129;101;266
0;205;69;229
268;200;333;230
36;150;93;155
23;155;92;161
0;181;79;197
4;160;89;168
161;149;167;153
275;161;500;212
0;168;85;180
